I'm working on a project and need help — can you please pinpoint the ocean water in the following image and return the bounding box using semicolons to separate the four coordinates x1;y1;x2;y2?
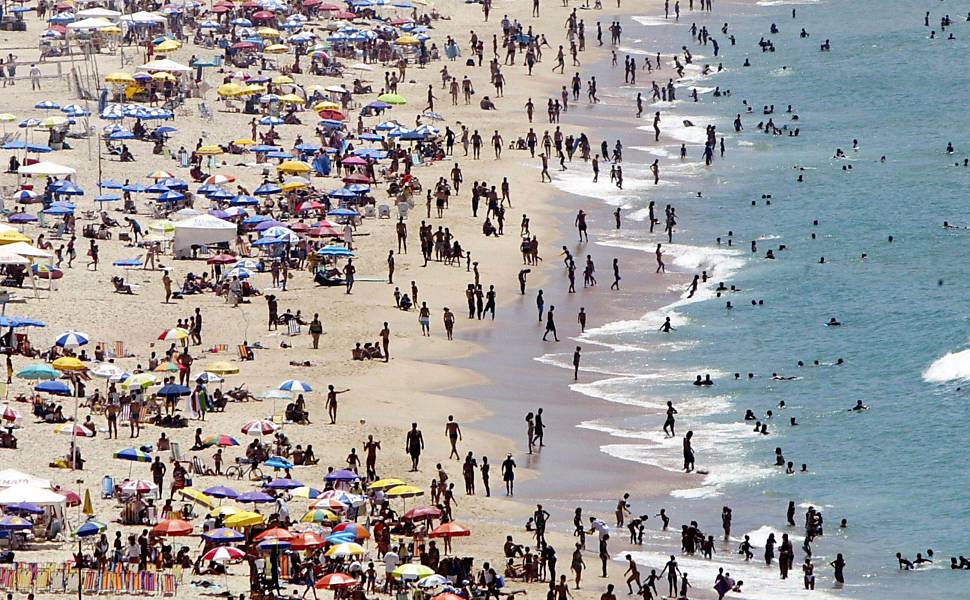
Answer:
546;0;970;597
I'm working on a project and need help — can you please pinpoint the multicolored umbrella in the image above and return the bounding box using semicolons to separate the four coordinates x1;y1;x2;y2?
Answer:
241;419;279;435
202;434;240;447
202;528;245;543
203;546;245;562
314;573;357;589
113;448;152;462
54;423;95;437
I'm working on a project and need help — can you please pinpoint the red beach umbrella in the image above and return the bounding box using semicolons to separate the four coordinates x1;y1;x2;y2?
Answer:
315;573;357;589
153;519;193;536
429;522;470;538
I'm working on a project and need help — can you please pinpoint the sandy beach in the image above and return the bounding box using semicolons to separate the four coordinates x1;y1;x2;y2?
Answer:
0;0;737;597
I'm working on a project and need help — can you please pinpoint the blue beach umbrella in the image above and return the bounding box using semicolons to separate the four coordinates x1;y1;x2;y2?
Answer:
35;380;71;395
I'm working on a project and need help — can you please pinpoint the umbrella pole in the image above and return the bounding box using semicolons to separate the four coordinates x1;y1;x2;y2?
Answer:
70;394;78;471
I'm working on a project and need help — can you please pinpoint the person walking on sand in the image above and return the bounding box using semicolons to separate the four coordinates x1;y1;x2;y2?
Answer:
387;250;395;283
326;384;350;424
655;244;665;273
543;306;559;341
309;313;323;348
443;307;455;340
406;422;425;471
445;415;462;460
611;258;621;290
87;240;99;270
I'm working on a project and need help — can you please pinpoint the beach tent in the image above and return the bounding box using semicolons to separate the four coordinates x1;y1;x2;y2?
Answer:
140;58;192;73
77;7;122;18
0;470;51;489
120;11;168;24
18;161;76;176
173;214;237;254
0;484;65;505
66;17;114;30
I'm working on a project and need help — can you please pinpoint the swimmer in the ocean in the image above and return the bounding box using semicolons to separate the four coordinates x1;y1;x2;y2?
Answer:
827;317;841;326
659;316;674;333
849;400;868;412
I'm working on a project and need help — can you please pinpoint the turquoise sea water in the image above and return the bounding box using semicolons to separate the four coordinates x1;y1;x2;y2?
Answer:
549;0;970;597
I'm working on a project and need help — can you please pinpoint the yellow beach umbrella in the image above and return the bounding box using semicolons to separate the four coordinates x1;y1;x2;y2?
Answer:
263;43;288;54
279;94;305;105
41;116;69;128
280;181;307;192
257;27;281;38
277;160;311;174
196;145;225;156
395;35;418;45
0;113;16;122
224;511;264;528
0;230;31;245
367;478;405;491
101;25;122;34
301;508;339;523
218;82;245;97
385;485;424;498
325;542;366;558
155;39;181;53
240;83;267;96
205;361;239;375
179;488;216;508
105;71;135;84
233;138;257;146
52;357;86;372
152;72;177;82
271;75;294;85
148;220;175;235
82;489;94;516
121;373;157;390
313;101;340;111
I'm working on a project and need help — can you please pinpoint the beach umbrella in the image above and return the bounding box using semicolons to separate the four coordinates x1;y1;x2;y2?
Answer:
203;528;246;543
197;372;225;385
317;246;354;257
258;538;291;551
34;100;61;111
207;253;238;265
38;380;72;396
2;502;43;515
153;518;193;536
120;479;157;494
16;364;60;380
279;379;312;393
324;469;360;483
429;522;470;538
156;384;191;398
204;174;236;185
315;573;357;589
158;327;189;341
290;486;321;499
205;361;239;375
236;490;274;503
0;404;21;423
202;434;239;447
332;522;369;539
12;190;37;203
178;488;216;508
326;531;358;544
54;330;90;348
255;527;294;542
417;575;448;590
121;373;157;390
91;363;126;380
223;511;265;528
196;145;224;156
254;182;282;195
75;520;107;537
300;509;339;524
385;485;423;498
377;93;406;105
230;195;260;207
203;546;245;563
0;515;33;531
203;485;239;499
392;564;435;581
148;170;175;180
113;448;152;463
241;419;278;435
52;356;86;371
326;542;366;559
290;531;326;550
403;506;441;521
265;478;303;490
263;456;293;470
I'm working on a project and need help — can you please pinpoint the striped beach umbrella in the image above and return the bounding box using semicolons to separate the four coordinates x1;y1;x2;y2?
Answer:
54;330;90;348
113;448;152;462
203;546;245;562
278;379;312;393
202;528;245;543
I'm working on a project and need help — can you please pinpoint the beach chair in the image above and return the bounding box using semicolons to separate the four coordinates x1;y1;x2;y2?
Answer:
397;202;409;219
112;340;126;358
101;475;114;499
377;204;391;219
190;456;206;475
169;441;183;463
363;204;376;219
238;344;253;361
198;102;214;122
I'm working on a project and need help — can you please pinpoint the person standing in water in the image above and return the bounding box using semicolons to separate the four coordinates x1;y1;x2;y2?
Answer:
611;259;621;290
663;401;677;437
683;431;695;472
573;346;582;380
655;244;666;273
543;306;559;341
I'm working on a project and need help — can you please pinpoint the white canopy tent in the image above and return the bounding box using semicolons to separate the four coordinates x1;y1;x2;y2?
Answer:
0;484;66;505
139;58;191;73
120;11;168;24
76;7;122;18
18;162;77;177
173;214;236;254
66;17;115;30
0;469;51;489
